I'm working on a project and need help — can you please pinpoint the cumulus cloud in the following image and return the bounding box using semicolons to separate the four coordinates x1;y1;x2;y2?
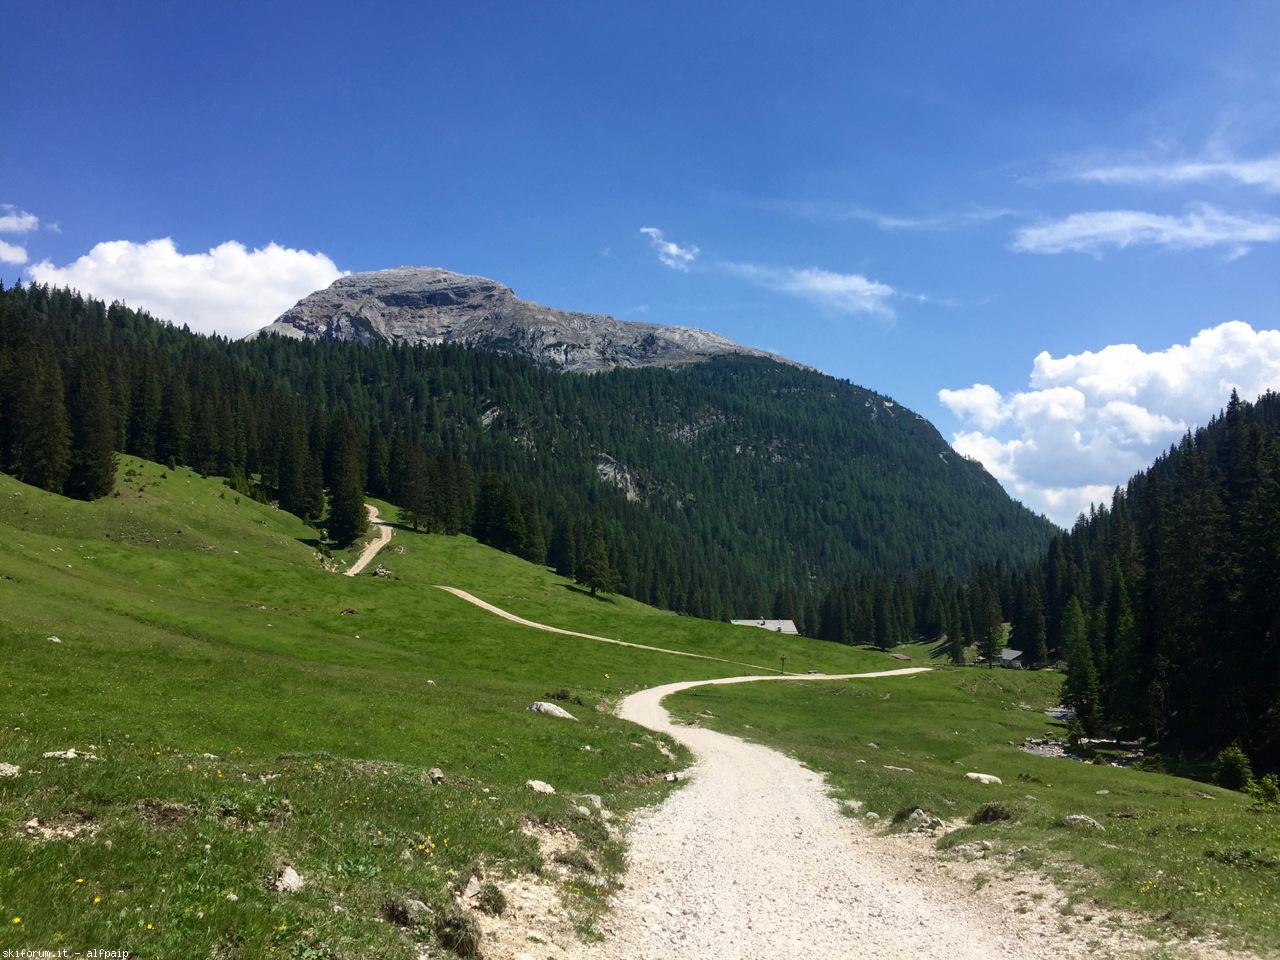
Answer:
640;226;699;271
0;241;27;265
0;205;39;263
725;263;896;319
1075;153;1280;193
29;238;346;338
1011;204;1280;256
939;321;1280;525
0;205;39;235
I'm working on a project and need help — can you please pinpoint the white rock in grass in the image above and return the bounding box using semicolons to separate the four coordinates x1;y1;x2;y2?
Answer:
1062;814;1105;831
272;864;306;893
0;763;19;778
527;701;577;721
966;772;1002;785
526;779;556;794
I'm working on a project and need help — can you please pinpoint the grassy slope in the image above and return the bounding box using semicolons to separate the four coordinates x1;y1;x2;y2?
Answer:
1;460;1276;957
0;458;884;958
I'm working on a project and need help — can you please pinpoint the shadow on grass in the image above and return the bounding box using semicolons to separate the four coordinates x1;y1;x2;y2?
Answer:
561;584;618;603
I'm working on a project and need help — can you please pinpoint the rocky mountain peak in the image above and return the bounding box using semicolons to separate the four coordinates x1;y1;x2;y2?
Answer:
251;266;789;373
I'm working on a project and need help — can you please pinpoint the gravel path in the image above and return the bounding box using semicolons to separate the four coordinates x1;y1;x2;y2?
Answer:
345;504;393;576
574;675;1149;960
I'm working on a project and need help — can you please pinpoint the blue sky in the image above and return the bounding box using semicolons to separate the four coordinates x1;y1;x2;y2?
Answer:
5;1;1280;525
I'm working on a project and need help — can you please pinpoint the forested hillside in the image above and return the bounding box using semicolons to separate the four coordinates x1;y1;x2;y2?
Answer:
0;281;1055;623
1007;390;1280;774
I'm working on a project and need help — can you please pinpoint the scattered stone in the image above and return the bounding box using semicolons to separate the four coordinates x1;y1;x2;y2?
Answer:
340;608;358;616
865;812;881;820
22;813;97;841
48;636;61;643
966;772;1003;785
595;700;610;713
429;767;446;784
665;772;681;782
884;765;914;773
1096;789;1110;795
267;863;306;893
0;763;19;778
426;679;436;686
201;753;220;760
578;794;603;810
526;779;556;795
42;748;99;761
226;892;239;902
1062;814;1105;831
373;563;394;579
867;742;880;749
463;875;482;899
527;701;578;721
574;805;591;817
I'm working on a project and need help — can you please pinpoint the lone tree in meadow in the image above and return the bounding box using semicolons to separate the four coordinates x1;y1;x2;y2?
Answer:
575;512;620;598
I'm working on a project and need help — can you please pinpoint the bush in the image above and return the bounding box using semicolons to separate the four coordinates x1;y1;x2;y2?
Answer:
475;881;507;916
434;905;482;958
1214;741;1255;792
971;802;1015;825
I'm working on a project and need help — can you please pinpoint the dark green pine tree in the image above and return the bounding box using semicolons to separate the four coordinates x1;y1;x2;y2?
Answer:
14;359;71;492
397;445;435;532
65;357;117;500
945;595;966;665
325;421;368;548
1060;597;1102;734
576;512;620;597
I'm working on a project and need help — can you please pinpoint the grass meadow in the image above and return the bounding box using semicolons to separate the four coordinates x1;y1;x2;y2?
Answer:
0;457;1276;957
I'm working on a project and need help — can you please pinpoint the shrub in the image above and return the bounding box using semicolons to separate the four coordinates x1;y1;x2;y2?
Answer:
1214;741;1255;792
434;905;482;958
475;881;507;917
971;802;1015;825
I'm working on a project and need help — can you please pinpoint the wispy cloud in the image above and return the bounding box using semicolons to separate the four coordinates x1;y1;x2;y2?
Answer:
940;321;1280;525
640;226;699;271
1074;153;1280;193
725;263;896;318
29;238;346;338
1010;203;1280;256
780;201;1015;232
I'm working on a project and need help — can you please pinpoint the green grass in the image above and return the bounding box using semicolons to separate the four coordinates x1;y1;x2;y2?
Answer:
0;458;881;958
3;459;1277;957
666;668;1280;955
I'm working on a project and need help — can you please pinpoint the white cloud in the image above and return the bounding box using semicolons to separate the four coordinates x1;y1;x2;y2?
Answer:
640;226;699;271
786;202;1016;232
725;263;896;319
28;238;346;338
1075;154;1280;193
0;205;39;234
940;321;1280;526
0;240;27;265
1011;204;1280;256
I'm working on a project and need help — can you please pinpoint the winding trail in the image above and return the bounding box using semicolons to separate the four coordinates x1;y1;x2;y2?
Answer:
444;591;1167;960
580;676;1093;960
345;504;393;576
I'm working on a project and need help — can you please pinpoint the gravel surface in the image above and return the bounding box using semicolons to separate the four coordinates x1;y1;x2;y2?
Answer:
571;675;1160;960
345;504;392;576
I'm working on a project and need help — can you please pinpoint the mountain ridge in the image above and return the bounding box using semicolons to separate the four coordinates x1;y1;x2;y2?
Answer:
252;266;797;373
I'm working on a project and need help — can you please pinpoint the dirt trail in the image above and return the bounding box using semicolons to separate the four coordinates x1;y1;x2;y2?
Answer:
441;591;1205;960
344;504;393;576
571;676;1156;960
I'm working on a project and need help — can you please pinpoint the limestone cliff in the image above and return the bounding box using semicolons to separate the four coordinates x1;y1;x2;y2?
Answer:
251;267;788;373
